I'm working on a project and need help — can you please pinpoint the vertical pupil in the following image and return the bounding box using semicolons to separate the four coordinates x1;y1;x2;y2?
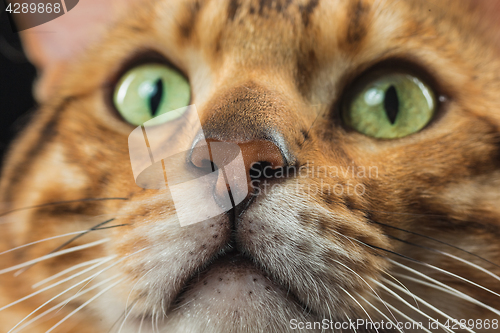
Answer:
149;79;164;116
384;85;399;124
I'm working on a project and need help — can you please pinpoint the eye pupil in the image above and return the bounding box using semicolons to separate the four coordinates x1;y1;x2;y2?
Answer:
149;78;164;116
384;85;399;124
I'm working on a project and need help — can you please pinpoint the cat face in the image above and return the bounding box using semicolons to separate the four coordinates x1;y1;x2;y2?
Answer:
1;0;500;332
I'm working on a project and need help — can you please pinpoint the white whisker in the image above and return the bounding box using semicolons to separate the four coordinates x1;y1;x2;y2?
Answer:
439;251;500;282
138;313;146;333
355;292;405;333
45;278;126;333
0;256;115;312
393;272;500;317
118;301;138;333
8;274;120;333
369;293;433;333
0;238;109;276
382;278;476;333
383;271;419;309
371;278;455;333
12;247;147;332
0;231;93;256
32;257;109;289
332;258;400;325
152;307;157;333
344;313;358;333
339;286;379;333
155;307;161;333
123;268;153;320
57;247;149;315
389;259;500;300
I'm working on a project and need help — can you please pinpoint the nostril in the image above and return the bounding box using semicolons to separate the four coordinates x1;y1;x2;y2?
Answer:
190;138;288;207
200;159;217;171
249;161;281;181
249;161;268;180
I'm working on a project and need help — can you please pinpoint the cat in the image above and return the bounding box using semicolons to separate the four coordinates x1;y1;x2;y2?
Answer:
1;0;500;332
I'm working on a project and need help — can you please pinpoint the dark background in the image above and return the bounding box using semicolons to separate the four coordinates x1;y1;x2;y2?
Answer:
0;10;37;170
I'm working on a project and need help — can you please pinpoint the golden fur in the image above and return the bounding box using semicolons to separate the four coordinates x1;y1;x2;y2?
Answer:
1;0;500;332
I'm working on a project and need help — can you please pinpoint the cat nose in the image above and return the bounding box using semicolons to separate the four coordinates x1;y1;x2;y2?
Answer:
190;138;285;204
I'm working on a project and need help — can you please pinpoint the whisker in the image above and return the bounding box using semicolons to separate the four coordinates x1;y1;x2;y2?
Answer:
152;306;157;333
45;278;127;333
383;271;419;309
371;278;455;333
387;258;500;299
118;300;139;333
32;257;110;289
0;221;128;261
320;281;334;327
125;268;153;311
12;277;117;333
326;227;493;329
316;209;403;260
359;242;500;302
355;292;405;333
0;197;128;219
366;293;433;333
155;306;161;333
395;273;500;316
8;274;121;333
172;292;196;312
138;313;146;333
338;286;379;333
0;231;96;256
371;220;500;269
305;270;320;317
95;224;130;230
382;277;476;333
388;235;500;282
325;226;494;328
390;263;500;317
0;256;115;312
331;258;400;326
344;313;358;333
362;208;446;218
106;296;141;333
56;248;149;315
160;298;166;318
0;239;110;276
17;218;130;274
44;219;115;254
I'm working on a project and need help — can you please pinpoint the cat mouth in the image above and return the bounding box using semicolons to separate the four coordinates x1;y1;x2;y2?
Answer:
165;197;322;317
171;250;258;304
169;248;314;316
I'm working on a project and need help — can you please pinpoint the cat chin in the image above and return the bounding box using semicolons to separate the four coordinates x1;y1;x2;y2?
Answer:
103;253;328;333
124;254;320;333
170;253;295;308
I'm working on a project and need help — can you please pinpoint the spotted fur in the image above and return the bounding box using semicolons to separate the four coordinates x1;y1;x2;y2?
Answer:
1;0;500;332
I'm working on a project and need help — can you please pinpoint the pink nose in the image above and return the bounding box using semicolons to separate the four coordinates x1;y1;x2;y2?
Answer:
190;139;285;201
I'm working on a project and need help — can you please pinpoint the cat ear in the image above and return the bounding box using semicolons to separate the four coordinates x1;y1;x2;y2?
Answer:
15;0;134;102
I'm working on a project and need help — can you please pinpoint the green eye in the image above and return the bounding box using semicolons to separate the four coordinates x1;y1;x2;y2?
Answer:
113;64;191;126
343;73;436;139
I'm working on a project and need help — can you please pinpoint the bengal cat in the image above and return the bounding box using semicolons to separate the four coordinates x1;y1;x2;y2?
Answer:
1;0;499;332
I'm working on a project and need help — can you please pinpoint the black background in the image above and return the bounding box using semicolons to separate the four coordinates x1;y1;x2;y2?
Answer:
0;10;37;171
